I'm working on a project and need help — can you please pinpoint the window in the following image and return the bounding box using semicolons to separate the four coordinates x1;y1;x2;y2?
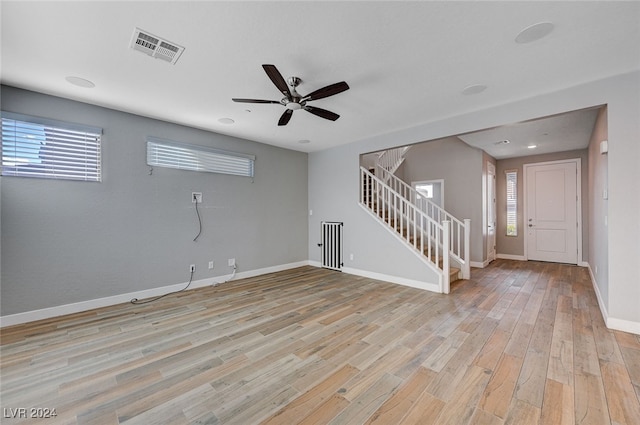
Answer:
147;137;255;178
506;170;517;236
1;112;102;182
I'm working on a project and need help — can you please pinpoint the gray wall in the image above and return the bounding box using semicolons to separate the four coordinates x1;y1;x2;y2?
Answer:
1;86;308;315
399;136;486;264
496;149;589;261
309;71;639;328
309;145;440;287
587;107;609;310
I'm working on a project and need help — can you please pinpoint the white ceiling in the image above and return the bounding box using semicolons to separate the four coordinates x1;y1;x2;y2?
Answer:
1;1;639;154
459;107;601;159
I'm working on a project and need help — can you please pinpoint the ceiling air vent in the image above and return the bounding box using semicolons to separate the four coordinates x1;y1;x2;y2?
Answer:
130;28;184;65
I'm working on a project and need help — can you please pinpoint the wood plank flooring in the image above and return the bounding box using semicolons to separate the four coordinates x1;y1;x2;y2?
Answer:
1;260;639;424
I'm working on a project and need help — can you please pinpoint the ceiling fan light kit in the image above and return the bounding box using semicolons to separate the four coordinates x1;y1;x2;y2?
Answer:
233;64;349;126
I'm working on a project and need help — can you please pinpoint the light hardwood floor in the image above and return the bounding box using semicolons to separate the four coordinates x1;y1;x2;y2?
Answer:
1;260;639;424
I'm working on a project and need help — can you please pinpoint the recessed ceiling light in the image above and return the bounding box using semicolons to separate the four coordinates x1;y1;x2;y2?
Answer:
515;22;554;44
527;144;538;149
494;139;511;145
65;76;95;88
298;139;311;144
462;84;487;96
218;118;235;124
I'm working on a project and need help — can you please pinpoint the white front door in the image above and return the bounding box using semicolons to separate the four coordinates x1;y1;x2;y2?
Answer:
525;160;579;264
487;162;496;262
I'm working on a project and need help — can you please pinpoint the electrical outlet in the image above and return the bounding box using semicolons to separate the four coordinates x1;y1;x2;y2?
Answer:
189;264;196;273
208;261;214;269
192;192;202;203
228;258;235;267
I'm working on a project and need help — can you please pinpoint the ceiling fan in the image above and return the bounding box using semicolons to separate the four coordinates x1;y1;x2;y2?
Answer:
233;64;349;126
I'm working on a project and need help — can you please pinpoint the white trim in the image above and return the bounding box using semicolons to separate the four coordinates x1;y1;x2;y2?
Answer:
0;261;310;328
470;260;489;269
486;161;497;262
341;266;441;293
607;317;640;336
587;263;640;335
523;158;582;265
311;260;442;293
497;253;527;261
588;262;607;318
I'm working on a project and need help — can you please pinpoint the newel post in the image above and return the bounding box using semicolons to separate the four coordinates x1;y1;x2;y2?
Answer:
443;220;450;294
463;218;471;279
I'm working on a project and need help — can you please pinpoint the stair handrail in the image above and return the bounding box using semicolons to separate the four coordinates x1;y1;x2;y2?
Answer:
360;166;451;292
375;165;471;279
376;146;410;177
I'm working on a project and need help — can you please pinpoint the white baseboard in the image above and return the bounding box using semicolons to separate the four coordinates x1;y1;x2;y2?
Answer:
470;260;488;269
311;258;441;293
341;266;441;293
496;253;527;261
607;317;640;335
0;261;311;328
586;262;640;335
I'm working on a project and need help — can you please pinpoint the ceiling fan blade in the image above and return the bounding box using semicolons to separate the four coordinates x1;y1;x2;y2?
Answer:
262;64;292;100
304;106;340;121
278;109;293;126
232;98;281;104
303;81;349;101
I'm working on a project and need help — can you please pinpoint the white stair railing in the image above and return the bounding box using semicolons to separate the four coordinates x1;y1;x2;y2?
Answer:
360;166;452;293
374;165;471;280
376;146;410;178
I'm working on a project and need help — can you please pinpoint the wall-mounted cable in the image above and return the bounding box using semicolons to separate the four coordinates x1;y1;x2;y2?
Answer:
193;199;202;242
131;269;194;305
213;264;237;287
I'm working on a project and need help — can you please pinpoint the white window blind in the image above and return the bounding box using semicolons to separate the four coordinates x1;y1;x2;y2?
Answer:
506;170;517;236
146;137;255;177
1;112;102;182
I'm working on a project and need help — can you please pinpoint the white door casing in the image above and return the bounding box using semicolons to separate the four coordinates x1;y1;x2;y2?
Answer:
487;162;496;262
524;159;580;264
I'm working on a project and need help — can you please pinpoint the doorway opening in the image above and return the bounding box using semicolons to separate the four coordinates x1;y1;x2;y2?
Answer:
412;179;444;209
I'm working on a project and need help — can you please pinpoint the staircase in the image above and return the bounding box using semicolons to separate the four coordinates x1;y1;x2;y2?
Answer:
359;160;470;294
375;146;411;177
